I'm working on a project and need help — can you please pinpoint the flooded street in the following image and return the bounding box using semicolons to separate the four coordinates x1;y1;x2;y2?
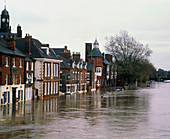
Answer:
0;82;170;139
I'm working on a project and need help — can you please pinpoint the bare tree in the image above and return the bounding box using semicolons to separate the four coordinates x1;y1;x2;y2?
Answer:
105;31;152;85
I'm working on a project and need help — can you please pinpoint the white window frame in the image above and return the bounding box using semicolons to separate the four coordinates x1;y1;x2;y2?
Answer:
26;73;28;83
13;58;15;67
51;63;53;76
56;64;58;77
48;82;50;95
26;62;29;71
56;82;58;94
48;63;50;77
19;74;22;84
31;73;33;83
44;83;47;96
45;63;47;77
31;62;33;71
54;64;56;76
53;82;56;94
51;82;53;94
5;74;8;85
5;57;8;67
19;59;22;68
13;74;15;85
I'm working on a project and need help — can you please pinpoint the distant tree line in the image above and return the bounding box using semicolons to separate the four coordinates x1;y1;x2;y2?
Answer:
157;68;170;78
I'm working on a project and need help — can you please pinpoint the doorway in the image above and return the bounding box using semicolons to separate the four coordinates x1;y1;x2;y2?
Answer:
12;88;16;104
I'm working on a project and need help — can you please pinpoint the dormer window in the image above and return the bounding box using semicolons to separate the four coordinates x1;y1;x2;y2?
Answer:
41;47;49;55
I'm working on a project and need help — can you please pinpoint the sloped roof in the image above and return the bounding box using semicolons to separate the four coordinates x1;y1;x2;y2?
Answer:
59;56;71;69
25;56;35;62
0;45;26;57
88;47;103;58
103;58;110;65
52;48;64;56
16;38;59;60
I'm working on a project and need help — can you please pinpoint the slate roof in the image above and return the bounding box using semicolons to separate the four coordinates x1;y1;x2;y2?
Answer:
0;45;26;57
25;56;35;62
58;56;71;69
16;38;60;60
0;39;26;57
88;47;103;58
103;58;110;65
52;48;64;56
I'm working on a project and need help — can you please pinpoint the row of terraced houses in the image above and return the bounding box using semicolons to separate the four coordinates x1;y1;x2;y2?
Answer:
0;6;121;105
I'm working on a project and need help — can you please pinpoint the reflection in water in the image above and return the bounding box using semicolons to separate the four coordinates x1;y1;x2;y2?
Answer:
0;82;170;138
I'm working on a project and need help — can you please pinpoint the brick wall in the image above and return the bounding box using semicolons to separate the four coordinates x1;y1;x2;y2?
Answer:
0;54;25;85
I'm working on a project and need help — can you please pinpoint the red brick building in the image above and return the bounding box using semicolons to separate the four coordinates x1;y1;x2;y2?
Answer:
52;46;87;94
86;39;104;88
16;35;62;99
0;37;26;105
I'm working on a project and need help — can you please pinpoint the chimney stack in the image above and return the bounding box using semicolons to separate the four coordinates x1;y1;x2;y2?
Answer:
8;35;15;51
73;52;81;62
85;43;92;62
25;34;32;56
17;24;22;38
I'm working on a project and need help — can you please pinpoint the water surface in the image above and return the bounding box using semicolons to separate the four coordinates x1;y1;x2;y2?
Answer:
0;82;170;138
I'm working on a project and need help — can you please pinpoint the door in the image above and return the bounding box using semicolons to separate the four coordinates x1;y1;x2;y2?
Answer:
12;88;16;104
3;92;7;104
8;92;10;103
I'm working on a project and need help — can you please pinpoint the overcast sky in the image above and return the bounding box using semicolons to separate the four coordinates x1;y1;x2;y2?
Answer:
1;0;170;70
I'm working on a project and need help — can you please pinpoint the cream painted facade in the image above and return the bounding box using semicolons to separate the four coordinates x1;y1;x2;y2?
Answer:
34;58;62;98
0;84;25;105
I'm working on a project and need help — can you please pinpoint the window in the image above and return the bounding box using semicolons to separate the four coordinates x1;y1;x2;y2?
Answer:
13;74;15;85
5;57;8;67
45;63;47;77
56;82;58;94
81;72;82;80
51;82;53;94
56;64;58;77
19;59;22;68
48;63;50;77
31;73;33;83
87;73;90;80
26;73;28;83
48;82;50;95
51;63;53;76
31;62;33;71
54;64;56;76
53;82;56;94
96;67;102;73
44;83;47;95
19;74;21;84
26;62;29;71
13;58;15;67
5;74;8;85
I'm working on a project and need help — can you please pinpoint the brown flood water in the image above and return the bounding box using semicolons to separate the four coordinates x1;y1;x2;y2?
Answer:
0;82;170;139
